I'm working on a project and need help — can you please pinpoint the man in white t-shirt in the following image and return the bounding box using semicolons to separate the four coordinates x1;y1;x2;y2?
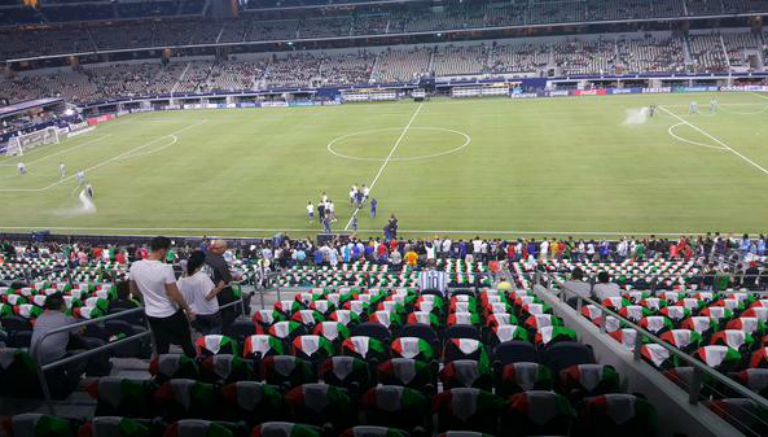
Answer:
178;250;225;335
592;271;621;301
129;236;196;356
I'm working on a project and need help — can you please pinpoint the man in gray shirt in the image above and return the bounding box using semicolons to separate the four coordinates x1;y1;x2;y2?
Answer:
31;293;77;365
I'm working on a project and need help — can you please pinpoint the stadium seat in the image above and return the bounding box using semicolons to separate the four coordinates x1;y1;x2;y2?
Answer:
361;385;430;432
433;388;505;434
492;341;537;367
377;358;437;393
251;422;323;437
195;335;238;357
342;336;389;363
149;354;200;382
260;356;316;389
439;359;493;390
319;356;373;393
539;342;595;374
284;383;355;429
219;381;285;425
1;413;81;437
502;390;575;437
352;323;392;344
88;377;154;417
496;362;554;396
199;354;254;384
559;364;621;400
243;334;286;361
573;394;658;437
340;426;410;437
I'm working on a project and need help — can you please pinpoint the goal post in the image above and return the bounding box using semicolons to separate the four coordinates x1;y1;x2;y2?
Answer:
2;127;60;156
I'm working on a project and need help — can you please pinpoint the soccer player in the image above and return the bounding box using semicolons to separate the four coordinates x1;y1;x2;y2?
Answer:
710;98;718;113
306;201;314;222
328;200;336;222
371;198;378;218
76;170;86;185
349;188;356;206
362;184;370;200
351;215;358;232
85;183;94;199
17;162;26;175
689;101;698;114
321;191;328;204
649;104;656;118
59;163;66;179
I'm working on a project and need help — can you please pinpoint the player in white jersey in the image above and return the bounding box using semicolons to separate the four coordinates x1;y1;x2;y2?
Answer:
59;163;66;179
17;162;26;175
689;101;698;114
306;201;314;222
709;98;718;113
362;184;370;199
76;170;86;185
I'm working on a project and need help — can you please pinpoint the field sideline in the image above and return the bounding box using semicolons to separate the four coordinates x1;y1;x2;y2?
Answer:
1;92;768;238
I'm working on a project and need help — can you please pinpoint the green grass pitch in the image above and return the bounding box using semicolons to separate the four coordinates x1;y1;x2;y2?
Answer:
1;92;768;238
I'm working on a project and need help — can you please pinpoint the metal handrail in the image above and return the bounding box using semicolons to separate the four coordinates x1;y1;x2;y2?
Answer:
546;277;768;411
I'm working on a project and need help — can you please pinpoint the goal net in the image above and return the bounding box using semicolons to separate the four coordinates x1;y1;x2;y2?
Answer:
2;127;60;156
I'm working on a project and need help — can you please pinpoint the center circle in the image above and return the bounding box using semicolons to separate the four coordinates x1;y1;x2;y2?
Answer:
326;127;471;162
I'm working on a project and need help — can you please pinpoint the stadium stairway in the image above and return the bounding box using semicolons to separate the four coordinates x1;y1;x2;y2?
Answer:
533;282;760;436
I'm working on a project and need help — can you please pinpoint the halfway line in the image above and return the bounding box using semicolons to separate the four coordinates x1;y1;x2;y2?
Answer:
344;103;424;231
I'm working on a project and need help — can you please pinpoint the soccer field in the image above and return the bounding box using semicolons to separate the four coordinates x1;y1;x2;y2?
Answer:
1;92;768;238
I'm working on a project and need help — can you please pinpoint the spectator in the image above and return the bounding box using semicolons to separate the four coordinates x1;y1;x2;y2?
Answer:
562;267;591;301
592;271;621;300
129;236;196;357
111;280;141;311
178;251;226;335
206;239;244;327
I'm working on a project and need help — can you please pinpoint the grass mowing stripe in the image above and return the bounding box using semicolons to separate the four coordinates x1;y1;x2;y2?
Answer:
658;105;768;177
344;102;424;231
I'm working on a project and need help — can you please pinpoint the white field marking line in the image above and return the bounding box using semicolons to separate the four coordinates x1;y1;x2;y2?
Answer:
0;225;717;237
0;133;105;166
0;135;113;168
667;123;728;151
115;135;178;161
0;120;207;193
751;92;768;101
327;127;471;162
343;102;424;231
658;106;768;177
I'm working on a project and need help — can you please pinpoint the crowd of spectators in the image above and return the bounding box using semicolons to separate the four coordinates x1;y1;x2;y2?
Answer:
0;29;764;105
4;0;768;61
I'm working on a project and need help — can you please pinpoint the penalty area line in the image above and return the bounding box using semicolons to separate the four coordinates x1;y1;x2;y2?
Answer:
343;102;424;231
658;106;768;177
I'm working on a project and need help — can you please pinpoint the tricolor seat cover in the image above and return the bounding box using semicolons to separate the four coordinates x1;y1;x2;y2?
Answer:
199;354;253;383
506;390;575;427
342;336;387;362
339;426;410;437
440;359;492;390
319;356;371;389
312;321;350;342
195;335;237;356
535;326;578;346
376;358;434;389
251;422;323;437
559;364;620;396
260;356;315;387
492;324;530;344
292;335;335;360
149;354;199;381
290;310;324;327
8;413;76;437
693;345;742;370
243;335;285;359
710;329;754;351
660;329;701;350
499;362;554;395
85;416;150;437
390;337;435;362
267;321;303;340
220;381;283;413
163;420;232;437
406;311;441;328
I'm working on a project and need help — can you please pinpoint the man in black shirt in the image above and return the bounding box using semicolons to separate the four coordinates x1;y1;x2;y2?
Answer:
205;239;240;328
